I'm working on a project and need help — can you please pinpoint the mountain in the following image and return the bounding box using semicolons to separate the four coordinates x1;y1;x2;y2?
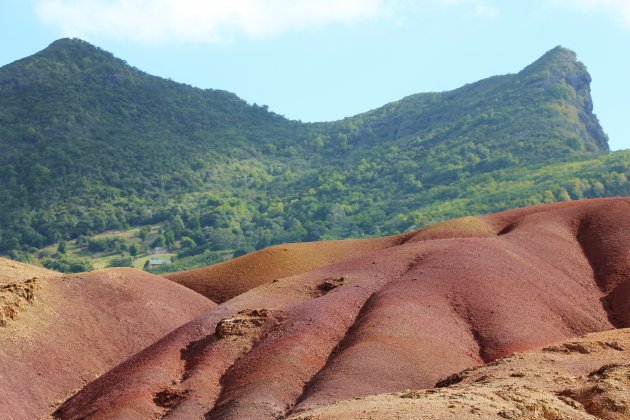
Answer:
51;197;630;419
0;39;628;271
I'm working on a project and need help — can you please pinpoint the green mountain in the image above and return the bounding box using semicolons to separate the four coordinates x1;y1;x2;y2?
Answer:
0;39;628;271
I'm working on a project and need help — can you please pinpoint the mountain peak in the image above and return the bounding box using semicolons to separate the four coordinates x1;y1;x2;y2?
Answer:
539;45;577;62
519;45;587;83
517;46;608;152
40;38;114;61
0;37;144;88
48;37;96;49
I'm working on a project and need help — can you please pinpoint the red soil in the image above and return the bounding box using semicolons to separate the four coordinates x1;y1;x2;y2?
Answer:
45;198;630;419
290;328;630;419
0;267;215;419
0;256;59;285
164;236;407;303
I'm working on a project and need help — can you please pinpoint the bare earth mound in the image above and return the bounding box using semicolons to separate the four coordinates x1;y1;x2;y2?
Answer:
0;258;60;327
290;328;630;419
164;235;407;303
46;197;630;419
0;256;59;285
0;266;215;419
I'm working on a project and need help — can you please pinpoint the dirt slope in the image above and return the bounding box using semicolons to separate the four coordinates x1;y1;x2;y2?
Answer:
164;198;598;305
0;256;59;285
0;266;215;420
53;197;630;419
0;257;60;327
164;235;408;303
290;328;630;419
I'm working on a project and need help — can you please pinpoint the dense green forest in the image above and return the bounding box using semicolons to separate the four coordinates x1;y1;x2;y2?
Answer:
0;38;627;272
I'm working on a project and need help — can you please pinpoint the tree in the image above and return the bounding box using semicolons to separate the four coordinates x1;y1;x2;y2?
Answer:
107;256;133;267
168;215;185;239
151;235;165;249
57;240;67;254
233;246;254;258
164;230;175;246
138;226;150;242
180;237;196;249
129;243;139;258
43;256;93;273
75;235;88;248
87;238;107;252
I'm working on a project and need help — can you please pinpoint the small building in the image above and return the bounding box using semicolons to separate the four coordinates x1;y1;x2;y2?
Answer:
147;258;171;269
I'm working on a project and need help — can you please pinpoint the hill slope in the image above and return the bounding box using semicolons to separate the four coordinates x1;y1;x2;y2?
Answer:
1;39;628;271
54;197;630;419
289;328;630;419
165;234;409;303
0;256;59;285
0;262;215;419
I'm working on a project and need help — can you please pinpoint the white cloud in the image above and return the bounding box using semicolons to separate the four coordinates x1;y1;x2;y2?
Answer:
35;0;501;44
36;0;388;44
434;0;500;19
474;4;499;18
551;0;630;27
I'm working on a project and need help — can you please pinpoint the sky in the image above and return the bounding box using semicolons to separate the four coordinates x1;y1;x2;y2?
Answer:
1;0;629;150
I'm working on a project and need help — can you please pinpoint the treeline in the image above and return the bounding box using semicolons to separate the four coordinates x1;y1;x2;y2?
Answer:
0;40;623;271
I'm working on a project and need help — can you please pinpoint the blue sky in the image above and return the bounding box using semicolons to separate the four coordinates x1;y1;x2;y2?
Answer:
1;0;629;150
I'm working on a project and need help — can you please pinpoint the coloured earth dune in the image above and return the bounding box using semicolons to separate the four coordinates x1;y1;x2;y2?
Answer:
0;267;215;419
164;234;409;303
289;328;630;419
0;256;60;285
43;197;630;419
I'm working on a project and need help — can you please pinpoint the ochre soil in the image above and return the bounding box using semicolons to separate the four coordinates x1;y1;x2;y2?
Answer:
51;197;630;419
289;328;630;419
0;267;215;419
0;256;59;285
164;235;409;303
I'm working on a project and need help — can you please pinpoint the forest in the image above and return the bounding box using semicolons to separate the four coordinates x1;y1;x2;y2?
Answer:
0;39;626;272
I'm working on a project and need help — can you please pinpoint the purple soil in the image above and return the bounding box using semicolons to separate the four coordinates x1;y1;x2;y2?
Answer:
164;235;407;304
0;268;215;419
53;197;630;419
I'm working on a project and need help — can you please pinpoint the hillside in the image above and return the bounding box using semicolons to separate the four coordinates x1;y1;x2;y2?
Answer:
50;197;630;419
289;328;630;419
0;261;215;419
165;233;409;303
1;39;628;271
0;256;59;285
